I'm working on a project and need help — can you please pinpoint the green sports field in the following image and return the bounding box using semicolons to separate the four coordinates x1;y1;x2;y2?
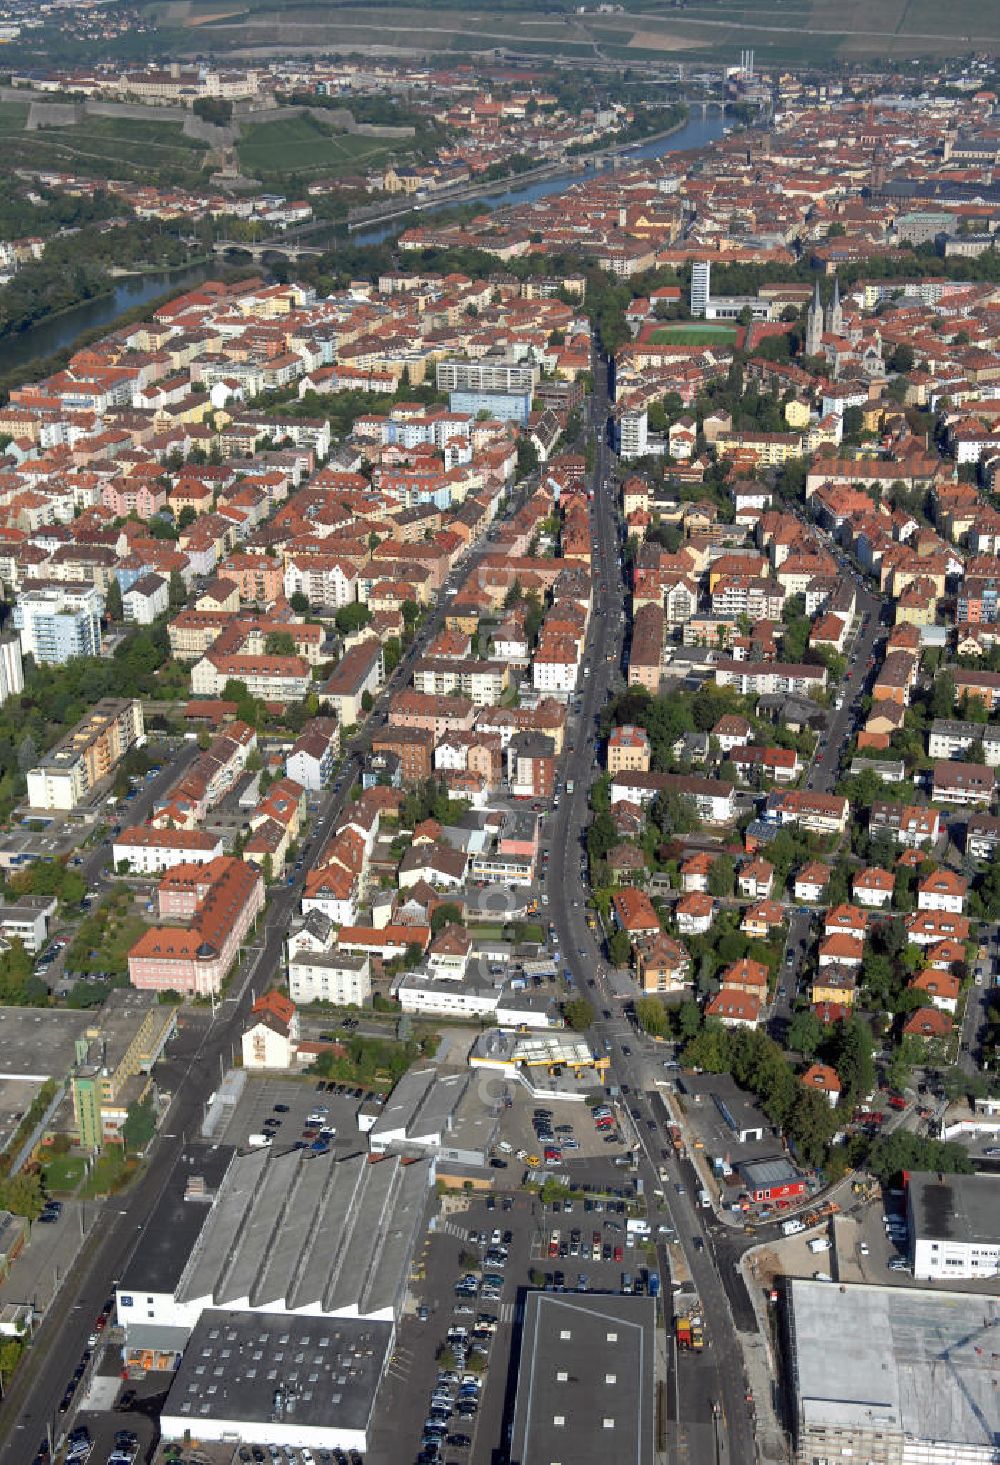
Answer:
649;323;740;346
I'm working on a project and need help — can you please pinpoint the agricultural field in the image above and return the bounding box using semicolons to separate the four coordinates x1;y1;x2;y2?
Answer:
648;322;740;346
237;114;398;179
145;0;1000;62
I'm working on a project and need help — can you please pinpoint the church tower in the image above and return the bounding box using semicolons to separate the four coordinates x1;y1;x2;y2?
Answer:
805;279;822;357
825;274;843;337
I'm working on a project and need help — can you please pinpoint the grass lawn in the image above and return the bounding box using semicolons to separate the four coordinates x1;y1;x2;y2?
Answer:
81;1150;137;1199
67;893;149;978
42;1154;86;1193
649;323;740;346
237;116;396;180
513;921;546;944
0;103;28;135
156;0;1000;61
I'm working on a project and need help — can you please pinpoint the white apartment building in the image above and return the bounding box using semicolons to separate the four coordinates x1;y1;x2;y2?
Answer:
113;827;224;876
616;404;648;460
0;633;23;706
532;646;579;694
288;951;371;1007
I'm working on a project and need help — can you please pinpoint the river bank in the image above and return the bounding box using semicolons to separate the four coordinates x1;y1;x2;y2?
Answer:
0;261;222;378
345;109;697;235
0;111;725;383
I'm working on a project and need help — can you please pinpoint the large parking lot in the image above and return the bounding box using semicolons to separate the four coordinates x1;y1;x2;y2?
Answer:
495;1087;630;1168
376;1185;663;1465
220;1075;384;1157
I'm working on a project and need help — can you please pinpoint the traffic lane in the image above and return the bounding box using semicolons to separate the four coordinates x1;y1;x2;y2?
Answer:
0;1137;189;1462
771;908;812;1033
639;1155;756;1462
78;741;202;885
616;1083;758;1461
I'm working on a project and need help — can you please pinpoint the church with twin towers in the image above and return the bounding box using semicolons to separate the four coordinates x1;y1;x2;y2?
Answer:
806;275;842;356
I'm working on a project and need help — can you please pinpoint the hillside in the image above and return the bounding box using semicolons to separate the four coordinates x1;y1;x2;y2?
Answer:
146;0;1000;66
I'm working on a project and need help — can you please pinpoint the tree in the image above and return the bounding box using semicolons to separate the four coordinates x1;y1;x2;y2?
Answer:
607;931;631;968
0;1170;45;1219
264;631;297;656
335;603;373;637
122;1095;157;1155
168;570;187;611
383;637;402;675
177;504;197;531
290;591;310;615
787;1009;822;1058
430;902;464;935
677;999;702;1040
683;1025;731;1073
831;1015;875;1109
0;1337;24;1383
361;690;374;714
563;996;594;1031
586;811;617;863
516;437;539;479
929;669;956;720
788;1087;838;1168
635;995;669;1037
105;578;123;622
16;736;35;777
708;855;735;899
867;1130;973;1182
841;405;864;440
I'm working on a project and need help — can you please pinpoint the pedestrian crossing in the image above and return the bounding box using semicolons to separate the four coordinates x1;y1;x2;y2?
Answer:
439;1218;469;1241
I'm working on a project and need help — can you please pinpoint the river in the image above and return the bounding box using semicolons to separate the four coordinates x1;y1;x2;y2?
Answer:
352;112;726;246
0;112;726;375
0;261;220;375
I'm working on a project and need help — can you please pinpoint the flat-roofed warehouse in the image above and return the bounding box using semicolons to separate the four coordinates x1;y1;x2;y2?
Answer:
160;1309;392;1453
509;1293;656;1465
787;1278;1000;1465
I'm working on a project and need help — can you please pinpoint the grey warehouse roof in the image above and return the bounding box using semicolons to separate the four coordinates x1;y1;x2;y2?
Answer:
509;1293;655;1465
175;1147;431;1318
908;1171;1000;1246
164;1309;392;1433
788;1278;1000;1448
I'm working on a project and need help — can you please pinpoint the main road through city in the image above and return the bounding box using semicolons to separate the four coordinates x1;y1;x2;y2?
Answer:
547;349;758;1465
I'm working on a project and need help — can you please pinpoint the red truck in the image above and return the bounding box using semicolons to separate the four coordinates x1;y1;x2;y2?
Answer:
887;1094;907;1111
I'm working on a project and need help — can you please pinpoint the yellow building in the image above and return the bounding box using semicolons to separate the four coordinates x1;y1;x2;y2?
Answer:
810;970;858;1008
607;724;652;775
71;990;177;1151
27;699;144;812
784;398;811;429
714;430;803;466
